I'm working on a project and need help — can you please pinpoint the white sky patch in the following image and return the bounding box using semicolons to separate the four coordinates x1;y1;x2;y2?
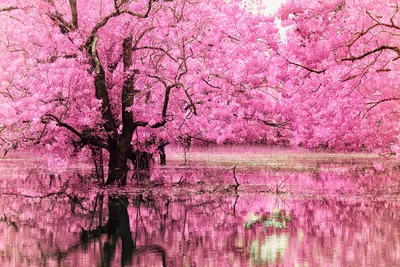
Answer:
242;0;286;16
262;0;286;15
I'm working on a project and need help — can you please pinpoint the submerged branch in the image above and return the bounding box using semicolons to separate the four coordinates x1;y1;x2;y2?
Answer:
232;166;240;190
0;191;63;199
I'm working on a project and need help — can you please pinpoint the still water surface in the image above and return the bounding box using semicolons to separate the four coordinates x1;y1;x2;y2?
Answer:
0;153;400;266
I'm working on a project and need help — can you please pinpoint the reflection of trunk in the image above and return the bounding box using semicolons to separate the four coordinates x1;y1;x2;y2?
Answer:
132;195;167;267
80;197;134;266
103;197;134;266
80;195;167;267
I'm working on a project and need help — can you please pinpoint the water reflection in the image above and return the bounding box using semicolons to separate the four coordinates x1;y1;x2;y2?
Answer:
1;154;400;266
1;191;400;266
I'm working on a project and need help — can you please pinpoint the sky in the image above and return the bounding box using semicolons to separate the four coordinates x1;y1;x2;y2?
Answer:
242;0;286;15
262;0;286;14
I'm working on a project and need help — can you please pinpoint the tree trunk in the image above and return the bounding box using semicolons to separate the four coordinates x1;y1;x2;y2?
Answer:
158;141;168;166
92;147;105;185
159;150;166;166
129;149;153;184
106;144;130;186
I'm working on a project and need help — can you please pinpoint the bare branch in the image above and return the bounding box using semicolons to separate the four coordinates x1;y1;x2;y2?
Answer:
342;46;400;61
45;114;109;149
183;86;197;116
366;97;400;111
133;46;178;62
288;61;326;74
109;45;177;73
257;117;289;128
366;10;400;30
49;11;74;34
0;6;18;12
69;0;78;29
141;74;179;128
202;77;221;89
390;4;399;26
45;113;83;139
347;7;399;48
133;27;155;49
122;0;154;19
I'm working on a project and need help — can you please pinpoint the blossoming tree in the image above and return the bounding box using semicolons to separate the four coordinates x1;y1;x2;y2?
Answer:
0;0;283;185
278;0;400;152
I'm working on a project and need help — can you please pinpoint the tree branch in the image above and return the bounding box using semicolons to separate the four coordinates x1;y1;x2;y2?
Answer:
45;114;109;149
69;0;78;29
201;77;221;89
366;10;400;31
0;6;18;12
288;61;326;74
133;46;178;62
342;46;400;62
183;86;197;116
88;35;117;138
257;117;289;128
83;2;156;139
45;114;83;139
122;0;154;19
136;74;179;129
121;36;136;137
49;11;74;34
366;97;400;111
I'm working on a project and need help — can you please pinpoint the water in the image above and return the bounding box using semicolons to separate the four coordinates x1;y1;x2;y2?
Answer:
0;152;400;266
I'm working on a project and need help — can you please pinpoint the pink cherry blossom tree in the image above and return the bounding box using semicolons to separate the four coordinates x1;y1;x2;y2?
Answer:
0;0;283;186
278;0;400;152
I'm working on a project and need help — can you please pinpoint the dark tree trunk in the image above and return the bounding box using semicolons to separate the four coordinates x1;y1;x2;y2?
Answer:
158;141;168;166
105;36;137;187
80;196;166;266
106;197;134;265
129;149;153;184
159;150;166;166
106;144;130;186
92;147;105;185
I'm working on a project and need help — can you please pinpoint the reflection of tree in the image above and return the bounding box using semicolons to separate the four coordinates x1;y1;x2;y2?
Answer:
100;197;134;266
127;193;242;266
2;188;400;267
243;198;294;267
80;196;167;267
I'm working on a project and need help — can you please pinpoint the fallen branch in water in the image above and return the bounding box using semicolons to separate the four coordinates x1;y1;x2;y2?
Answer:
0;191;88;211
0;191;63;199
275;172;293;194
232;166;240;191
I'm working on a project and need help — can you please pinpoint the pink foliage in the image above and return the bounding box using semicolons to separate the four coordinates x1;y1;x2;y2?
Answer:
277;0;400;152
0;0;285;165
0;0;399;172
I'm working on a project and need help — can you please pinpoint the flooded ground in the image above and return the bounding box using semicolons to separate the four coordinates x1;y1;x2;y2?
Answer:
0;149;400;266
